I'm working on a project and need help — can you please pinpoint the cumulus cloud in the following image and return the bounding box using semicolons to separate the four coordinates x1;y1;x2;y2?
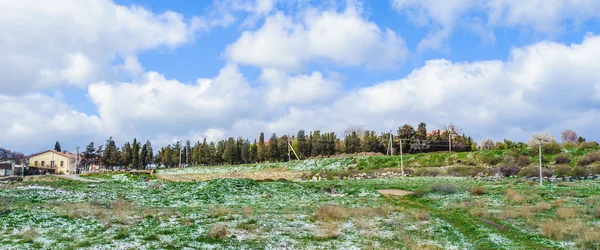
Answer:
0;93;102;152
88;63;255;138
260;69;341;106
392;0;600;51
0;0;204;94
225;3;407;71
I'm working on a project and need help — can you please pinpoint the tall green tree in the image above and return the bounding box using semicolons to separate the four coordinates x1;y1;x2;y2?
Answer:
249;140;258;163
140;143;148;169
54;141;62;152
120;142;132;167
258;132;267;162
345;132;361;153
267;133;279;162
241;139;250;164
102;137;120;170
131;138;140;169
145;140;153;167
278;135;289;161
311;131;322;157
222;137;236;164
296;130;308;159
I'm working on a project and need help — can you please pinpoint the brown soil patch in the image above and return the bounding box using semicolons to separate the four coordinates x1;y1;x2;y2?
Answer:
156;170;307;182
377;189;414;197
480;218;506;231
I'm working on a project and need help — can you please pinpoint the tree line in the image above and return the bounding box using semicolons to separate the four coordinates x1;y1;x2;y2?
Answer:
78;137;153;170
154;122;475;168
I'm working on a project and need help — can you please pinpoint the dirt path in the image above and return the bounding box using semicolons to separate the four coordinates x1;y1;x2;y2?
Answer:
57;175;102;183
377;189;414;197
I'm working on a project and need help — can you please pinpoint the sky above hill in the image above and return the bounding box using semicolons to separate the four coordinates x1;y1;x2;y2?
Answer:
2;0;600;153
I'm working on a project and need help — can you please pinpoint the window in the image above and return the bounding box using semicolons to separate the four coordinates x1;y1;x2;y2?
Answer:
34;161;38;167
41;161;45;167
60;161;64;167
51;161;55;167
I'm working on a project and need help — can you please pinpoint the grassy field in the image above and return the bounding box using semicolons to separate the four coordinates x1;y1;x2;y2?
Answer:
2;172;600;249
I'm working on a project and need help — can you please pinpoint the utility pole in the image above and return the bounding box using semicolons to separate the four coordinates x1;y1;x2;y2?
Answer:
76;147;79;174
388;131;393;156
449;123;453;152
186;141;188;168
399;139;404;177
539;144;543;187
179;140;182;168
288;133;291;162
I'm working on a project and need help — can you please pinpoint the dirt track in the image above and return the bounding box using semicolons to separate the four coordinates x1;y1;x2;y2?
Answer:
156;170;307;182
376;189;414;197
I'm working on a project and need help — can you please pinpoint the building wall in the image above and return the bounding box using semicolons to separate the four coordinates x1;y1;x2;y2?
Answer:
29;151;72;174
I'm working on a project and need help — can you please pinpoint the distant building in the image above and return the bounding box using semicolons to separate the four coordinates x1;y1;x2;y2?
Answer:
28;150;77;174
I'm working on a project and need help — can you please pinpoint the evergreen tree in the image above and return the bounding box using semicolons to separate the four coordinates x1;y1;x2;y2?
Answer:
258;132;267;162
222;137;236;164
398;124;416;153
102;137;120;170
241;139;250;164
215;141;225;164
267;133;279;162
171;141;182;167
416;122;427;140
311;131;322;157
278;135;289;161
361;131;380;153
145;140;153;167
132;138;140;169
345;132;361;153
81;141;99;169
120;142;132;167
207;142;216;165
296;130;308;159
249;140;258;163
140;143;148;169
54;141;62;152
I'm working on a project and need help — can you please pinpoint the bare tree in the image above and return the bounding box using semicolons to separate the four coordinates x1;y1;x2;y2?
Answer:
527;132;556;148
410;139;430;153
344;125;367;139
482;139;494;150
560;130;578;143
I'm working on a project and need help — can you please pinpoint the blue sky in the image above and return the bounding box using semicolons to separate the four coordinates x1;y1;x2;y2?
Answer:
2;0;600;153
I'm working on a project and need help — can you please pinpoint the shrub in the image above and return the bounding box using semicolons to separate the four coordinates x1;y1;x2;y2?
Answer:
498;165;520;177
542;141;562;155
470;186;487;195
554;153;571;164
592;207;600;218
207;206;233;217
412;168;439;177
579;141;599;150
480;154;502;165
209;225;228;239
578;152;600;166
518;167;538;177
430;184;458;194
469;208;489;217
568;166;589;177
315;222;341;239
315;205;348;222
556;207;578;219
447;166;484;176
536;202;551;212
410;210;430;221
505;189;525;203
552;165;571;177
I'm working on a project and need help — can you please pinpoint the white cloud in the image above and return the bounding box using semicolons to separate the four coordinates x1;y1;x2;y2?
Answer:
207;0;278;28
0;0;203;94
88;63;256;139
225;3;407;71
0;93;102;153
392;0;600;51
260;69;341;106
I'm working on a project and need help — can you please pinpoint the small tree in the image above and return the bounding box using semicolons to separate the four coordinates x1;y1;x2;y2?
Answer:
527;132;556;148
481;139;494;150
54;141;62;152
560;130;577;143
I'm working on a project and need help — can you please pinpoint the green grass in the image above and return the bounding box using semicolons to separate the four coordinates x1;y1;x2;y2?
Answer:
2;174;600;248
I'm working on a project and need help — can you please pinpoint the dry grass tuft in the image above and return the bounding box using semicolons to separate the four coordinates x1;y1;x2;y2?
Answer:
315;205;348;222
209;225;228;239
315;222;341;239
540;219;588;241
242;206;253;217
470;186;487;195
551;199;568;207
410;210;430;221
469;207;489;218
499;205;533;220
592;207;600;218
505;189;525;203
208;206;234;217
314;205;391;222
535;202;551;212
555;207;578;219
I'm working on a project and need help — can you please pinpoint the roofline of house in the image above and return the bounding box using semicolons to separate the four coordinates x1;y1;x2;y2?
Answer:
29;150;74;159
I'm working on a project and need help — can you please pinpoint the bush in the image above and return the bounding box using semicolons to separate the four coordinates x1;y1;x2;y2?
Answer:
412;168;439;177
518;167;539;177
470;186;487;195
542;141;562;155
579;142;599;150
480;154;502;165
568;166;589;177
209;225;228;239
578;152;600;166
552;166;571;177
447;166;484;177
430;184;458;194
504;155;530;168
498;165;520;177
554;153;571;164
561;142;577;149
